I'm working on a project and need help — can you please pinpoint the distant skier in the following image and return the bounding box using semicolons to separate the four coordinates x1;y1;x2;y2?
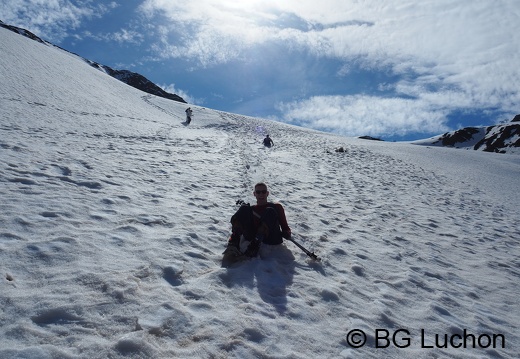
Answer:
263;134;274;147
185;107;193;124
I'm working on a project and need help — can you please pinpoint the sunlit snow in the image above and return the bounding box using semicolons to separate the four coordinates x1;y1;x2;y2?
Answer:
1;27;519;359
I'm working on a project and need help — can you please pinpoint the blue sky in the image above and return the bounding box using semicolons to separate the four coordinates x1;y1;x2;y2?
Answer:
2;0;519;141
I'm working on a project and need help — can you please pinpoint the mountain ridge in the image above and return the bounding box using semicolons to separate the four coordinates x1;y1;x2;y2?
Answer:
412;117;519;154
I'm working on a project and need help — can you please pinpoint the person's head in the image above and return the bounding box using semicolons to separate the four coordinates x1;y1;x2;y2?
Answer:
253;182;269;205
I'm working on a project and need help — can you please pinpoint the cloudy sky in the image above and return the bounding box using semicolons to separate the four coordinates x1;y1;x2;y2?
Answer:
2;0;519;140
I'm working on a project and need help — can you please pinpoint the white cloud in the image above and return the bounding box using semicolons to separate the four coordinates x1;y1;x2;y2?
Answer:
159;83;198;105
109;29;144;44
77;28;144;45
0;0;115;42
139;0;517;65
277;94;451;138
139;0;519;114
139;0;280;66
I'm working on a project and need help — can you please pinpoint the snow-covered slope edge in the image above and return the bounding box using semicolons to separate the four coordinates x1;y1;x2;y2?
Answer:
0;20;186;104
1;25;520;359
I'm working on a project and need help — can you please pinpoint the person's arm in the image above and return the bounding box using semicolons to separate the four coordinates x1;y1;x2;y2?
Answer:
275;204;291;239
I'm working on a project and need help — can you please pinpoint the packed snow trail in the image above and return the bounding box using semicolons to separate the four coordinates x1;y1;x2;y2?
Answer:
1;27;519;358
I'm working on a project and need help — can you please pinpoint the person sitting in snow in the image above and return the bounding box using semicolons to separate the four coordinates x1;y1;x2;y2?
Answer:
185;107;193;124
226;182;292;257
263;134;274;147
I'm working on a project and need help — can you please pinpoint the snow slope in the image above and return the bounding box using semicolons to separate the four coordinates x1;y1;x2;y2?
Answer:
1;27;519;359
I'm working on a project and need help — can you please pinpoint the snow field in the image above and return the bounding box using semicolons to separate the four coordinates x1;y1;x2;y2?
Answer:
1;26;519;358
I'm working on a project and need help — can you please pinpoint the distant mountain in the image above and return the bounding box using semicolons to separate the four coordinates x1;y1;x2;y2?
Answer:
413;115;520;154
85;61;186;103
0;20;186;104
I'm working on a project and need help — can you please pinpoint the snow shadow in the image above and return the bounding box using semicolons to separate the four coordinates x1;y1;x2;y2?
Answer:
221;244;296;314
255;245;296;314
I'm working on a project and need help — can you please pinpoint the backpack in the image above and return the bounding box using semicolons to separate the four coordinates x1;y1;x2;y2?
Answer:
231;202;282;245
230;203;255;242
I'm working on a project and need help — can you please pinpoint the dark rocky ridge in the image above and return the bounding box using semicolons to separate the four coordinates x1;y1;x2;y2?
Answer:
420;116;520;154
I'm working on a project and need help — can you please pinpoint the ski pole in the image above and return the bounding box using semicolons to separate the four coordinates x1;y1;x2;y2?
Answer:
287;237;320;261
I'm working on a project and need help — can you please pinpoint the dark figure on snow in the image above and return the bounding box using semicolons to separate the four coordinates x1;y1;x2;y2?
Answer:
185;107;193;124
263;134;274;147
226;182;292;257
